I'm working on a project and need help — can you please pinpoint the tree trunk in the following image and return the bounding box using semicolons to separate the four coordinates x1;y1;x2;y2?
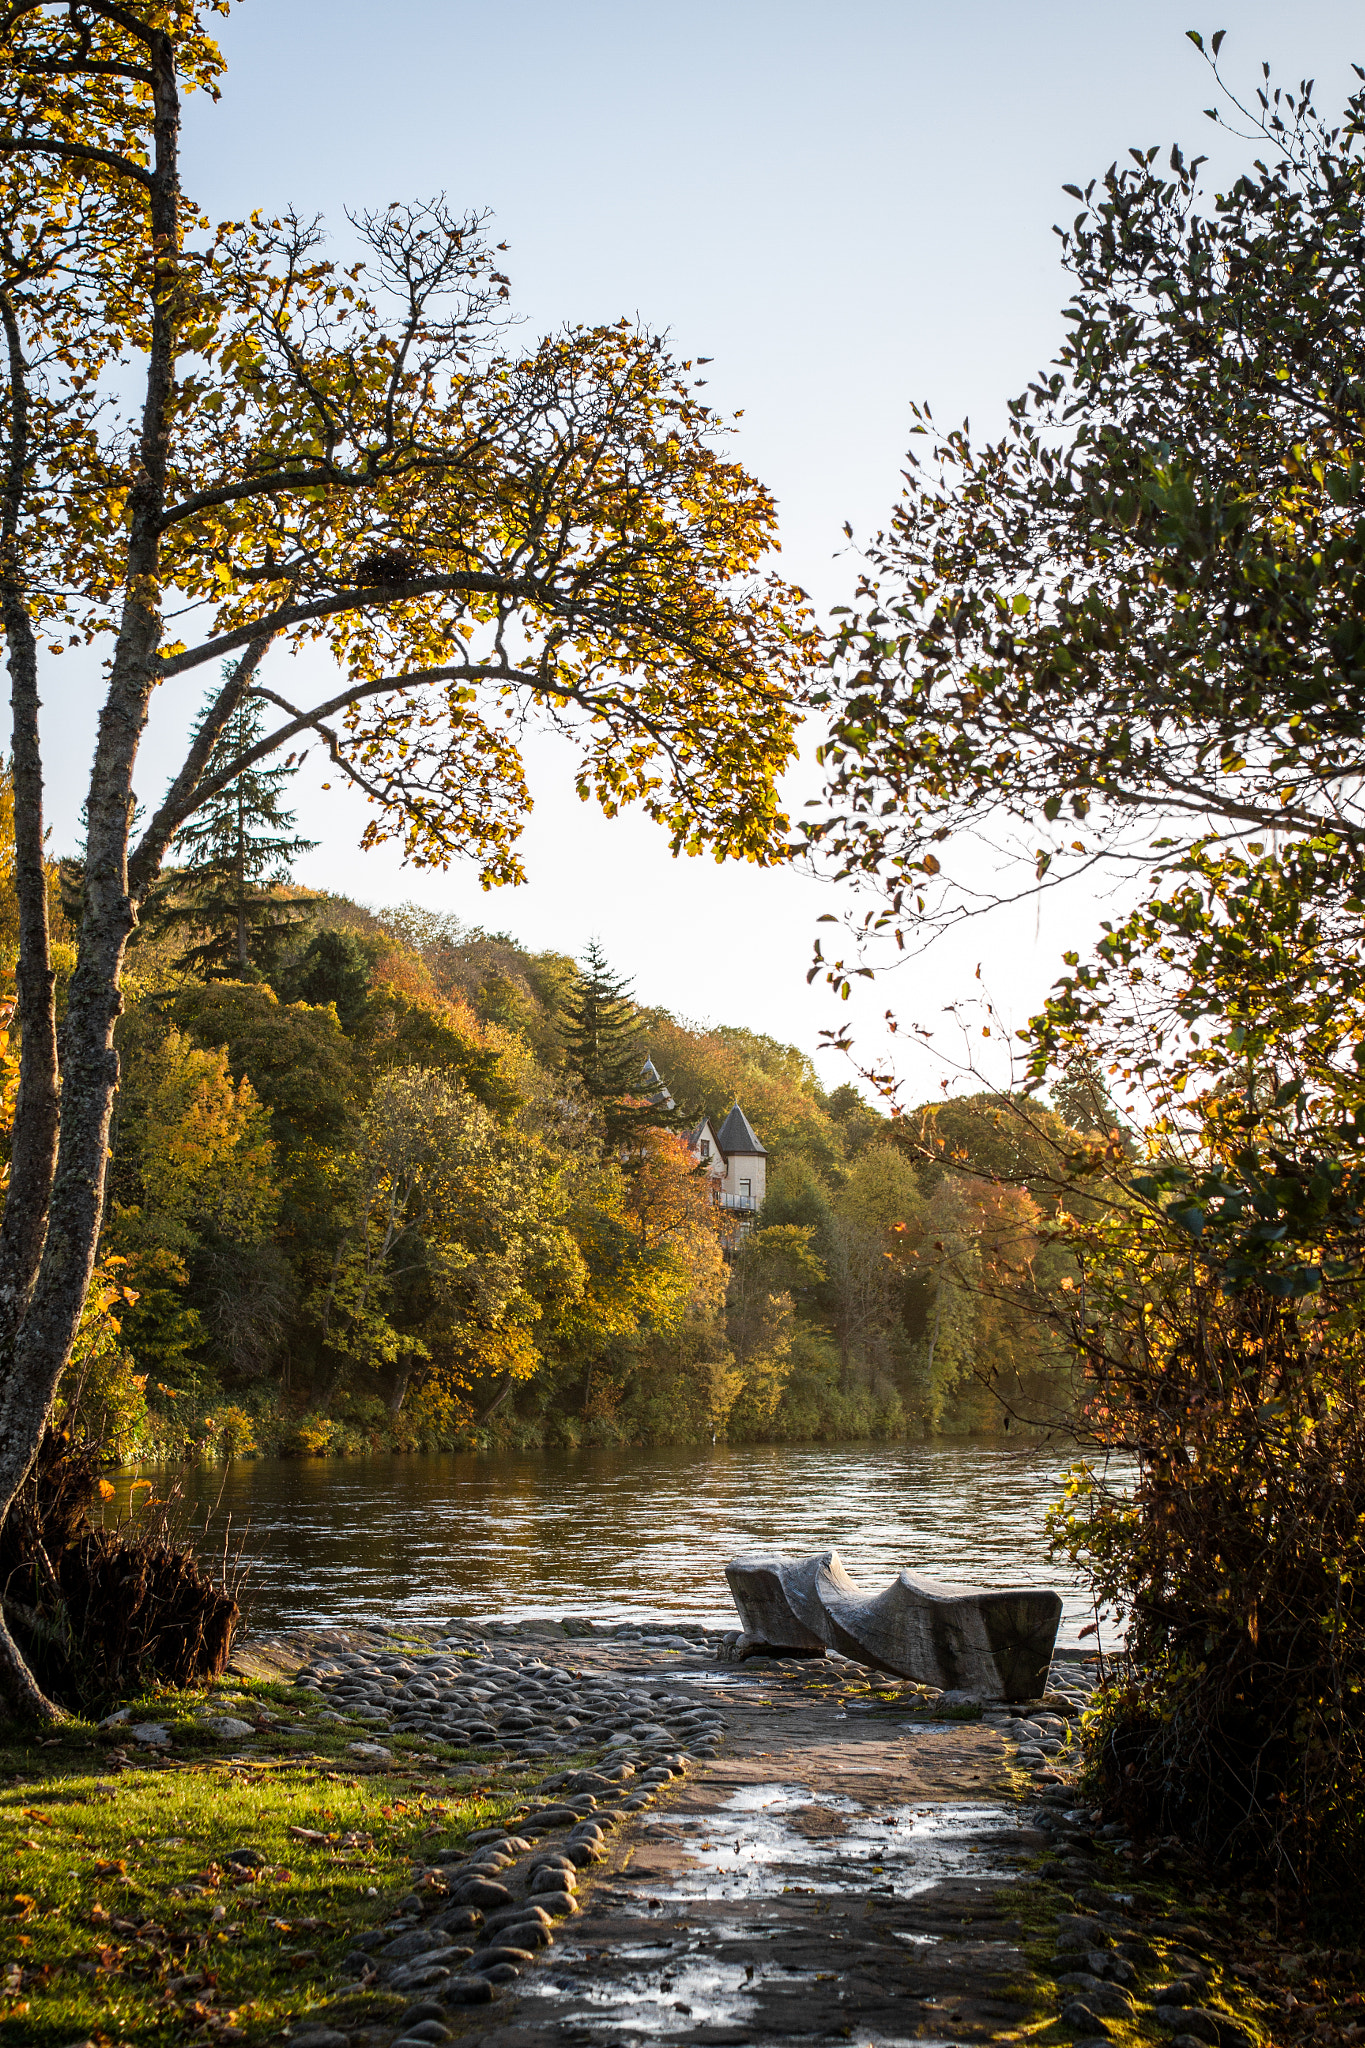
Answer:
480;1374;513;1425
924;1293;942;1383
0;24;182;1722
0;294;60;1338
0;292;66;1723
387;1364;413;1420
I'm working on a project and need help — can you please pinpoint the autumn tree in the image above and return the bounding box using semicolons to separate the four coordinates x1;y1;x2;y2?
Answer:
329;1064;579;1425
0;2;815;1716
725;1222;824;1430
820;1142;921;1388
104;1025;279;1386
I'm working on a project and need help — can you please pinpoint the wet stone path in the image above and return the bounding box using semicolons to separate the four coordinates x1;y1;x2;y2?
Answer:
498;1693;1050;2048
295;1627;1093;2048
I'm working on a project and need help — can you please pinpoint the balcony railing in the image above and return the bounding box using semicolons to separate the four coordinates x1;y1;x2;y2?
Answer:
718;1192;758;1212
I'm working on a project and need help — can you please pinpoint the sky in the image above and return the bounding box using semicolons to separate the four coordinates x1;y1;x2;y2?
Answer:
38;1;1365;1099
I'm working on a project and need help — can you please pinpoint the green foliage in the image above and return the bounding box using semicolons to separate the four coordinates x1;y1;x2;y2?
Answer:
105;1024;280;1394
150;681;318;978
280;928;375;1034
811;53;1365;974
561;939;667;1149
805;38;1365;1897
760;1154;833;1232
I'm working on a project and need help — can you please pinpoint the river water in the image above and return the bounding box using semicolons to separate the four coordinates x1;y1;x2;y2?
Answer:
110;1441;1121;1647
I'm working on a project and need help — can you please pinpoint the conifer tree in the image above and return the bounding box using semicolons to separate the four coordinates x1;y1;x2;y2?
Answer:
563;939;681;1148
156;683;318;979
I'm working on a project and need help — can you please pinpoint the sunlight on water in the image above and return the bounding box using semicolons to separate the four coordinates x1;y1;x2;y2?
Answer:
109;1442;1126;1643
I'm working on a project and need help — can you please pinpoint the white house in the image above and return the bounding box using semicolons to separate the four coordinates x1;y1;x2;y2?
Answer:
691;1102;767;1214
639;1056;768;1218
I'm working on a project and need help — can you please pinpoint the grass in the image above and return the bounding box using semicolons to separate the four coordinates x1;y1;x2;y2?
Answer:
0;1669;568;2048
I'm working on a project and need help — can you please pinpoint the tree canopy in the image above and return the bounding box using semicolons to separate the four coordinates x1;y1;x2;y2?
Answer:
810;41;1365;963
805;37;1365;1901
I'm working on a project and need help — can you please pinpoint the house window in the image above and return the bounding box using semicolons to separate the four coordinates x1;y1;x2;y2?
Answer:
700;1140;711;1160
739;1178;751;1199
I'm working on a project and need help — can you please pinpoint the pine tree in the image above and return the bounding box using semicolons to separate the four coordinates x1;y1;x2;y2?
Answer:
562;939;682;1149
155;680;318;980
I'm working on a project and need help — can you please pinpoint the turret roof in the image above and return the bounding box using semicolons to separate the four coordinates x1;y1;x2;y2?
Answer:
716;1102;766;1157
640;1053;675;1111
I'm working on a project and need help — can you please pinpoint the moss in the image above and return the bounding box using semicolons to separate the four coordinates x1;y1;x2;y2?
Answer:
1007;1844;1275;2048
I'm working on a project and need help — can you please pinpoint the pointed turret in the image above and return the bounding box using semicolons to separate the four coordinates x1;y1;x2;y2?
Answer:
640;1053;675;1113
715;1102;766;1158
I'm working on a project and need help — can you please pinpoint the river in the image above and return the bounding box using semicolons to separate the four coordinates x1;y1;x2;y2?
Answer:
109;1441;1122;1648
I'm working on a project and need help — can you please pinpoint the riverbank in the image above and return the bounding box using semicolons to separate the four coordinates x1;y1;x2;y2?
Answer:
6;1616;1329;2048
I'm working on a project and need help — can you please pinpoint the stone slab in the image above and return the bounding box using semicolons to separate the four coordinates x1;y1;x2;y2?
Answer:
726;1546;1062;1700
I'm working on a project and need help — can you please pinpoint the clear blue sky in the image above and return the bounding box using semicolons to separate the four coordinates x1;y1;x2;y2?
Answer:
48;2;1365;1094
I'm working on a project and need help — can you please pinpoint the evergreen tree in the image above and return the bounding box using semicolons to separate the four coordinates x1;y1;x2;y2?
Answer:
155;680;318;979
280;929;374;1034
563;939;682;1149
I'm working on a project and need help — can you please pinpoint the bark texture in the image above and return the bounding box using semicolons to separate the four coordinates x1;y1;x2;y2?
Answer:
0;20;182;1721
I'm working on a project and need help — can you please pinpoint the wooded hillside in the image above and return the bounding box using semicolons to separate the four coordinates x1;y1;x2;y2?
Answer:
4;800;1077;1459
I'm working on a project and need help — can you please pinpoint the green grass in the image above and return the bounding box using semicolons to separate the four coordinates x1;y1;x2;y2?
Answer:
0;1672;565;2048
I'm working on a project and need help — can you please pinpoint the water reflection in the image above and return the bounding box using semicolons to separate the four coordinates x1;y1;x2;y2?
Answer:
107;1442;1119;1642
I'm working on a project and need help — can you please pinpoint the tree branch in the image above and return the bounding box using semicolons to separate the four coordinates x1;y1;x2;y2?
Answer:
157;577;534;677
0;138;153;189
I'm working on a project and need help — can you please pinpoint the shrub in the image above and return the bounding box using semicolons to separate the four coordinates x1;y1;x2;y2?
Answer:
1048;1225;1365;1902
0;1433;239;1714
204;1404;257;1459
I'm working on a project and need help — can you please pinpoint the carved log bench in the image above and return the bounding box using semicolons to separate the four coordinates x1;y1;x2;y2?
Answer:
725;1547;1062;1701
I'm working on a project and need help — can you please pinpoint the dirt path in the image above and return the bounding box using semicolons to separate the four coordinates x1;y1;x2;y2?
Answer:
457;1650;1061;2048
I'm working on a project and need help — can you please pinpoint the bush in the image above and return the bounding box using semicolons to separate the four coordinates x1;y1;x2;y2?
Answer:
0;1433;239;1714
1049;1243;1365;1903
204;1404;257;1459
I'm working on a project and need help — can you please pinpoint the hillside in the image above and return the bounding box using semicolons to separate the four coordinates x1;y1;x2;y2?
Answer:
26;877;1079;1460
